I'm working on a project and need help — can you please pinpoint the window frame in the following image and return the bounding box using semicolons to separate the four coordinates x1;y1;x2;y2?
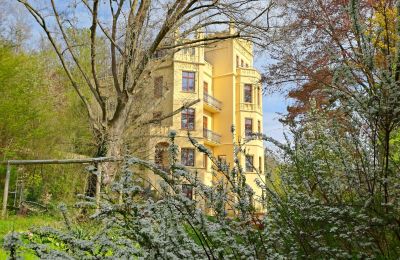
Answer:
182;71;196;92
183;48;195;56
181;148;195;166
182;184;193;200
155;143;169;170
154;76;163;98
245;118;253;137
245;155;254;172
203;81;208;94
244;84;253;103
181;108;195;130
153;112;162;124
218;155;227;165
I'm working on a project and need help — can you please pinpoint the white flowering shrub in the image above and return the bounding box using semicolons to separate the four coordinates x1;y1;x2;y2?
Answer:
261;91;400;258
3;129;266;259
3;109;400;259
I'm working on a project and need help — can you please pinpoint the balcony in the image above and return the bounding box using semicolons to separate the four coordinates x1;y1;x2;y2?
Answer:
236;67;261;79
204;93;222;112
240;103;261;112
203;129;221;145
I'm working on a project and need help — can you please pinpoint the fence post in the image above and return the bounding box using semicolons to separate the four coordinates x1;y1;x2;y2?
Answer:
2;162;11;219
95;164;101;213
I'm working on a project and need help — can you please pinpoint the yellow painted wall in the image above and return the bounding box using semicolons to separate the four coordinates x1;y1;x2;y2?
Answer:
135;30;265;211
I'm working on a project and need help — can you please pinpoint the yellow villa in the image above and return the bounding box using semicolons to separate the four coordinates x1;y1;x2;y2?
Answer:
134;27;264;210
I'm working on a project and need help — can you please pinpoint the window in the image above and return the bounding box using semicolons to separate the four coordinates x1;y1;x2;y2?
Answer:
153;112;162;124
245;118;253;137
244;84;252;103
181;148;195;166
218;155;227;164
246;63;249;68
203;116;208;130
203;81;208;94
181;108;195;130
182;71;195;92
204;153;208;169
154;76;163;97
241;59;244;67
257;87;260;105
155;142;169;170
183;48;195;56
154;50;166;59
236;55;240;67
182;184;193;200
155;149;163;166
258;120;261;133
245;155;254;172
259;156;262;173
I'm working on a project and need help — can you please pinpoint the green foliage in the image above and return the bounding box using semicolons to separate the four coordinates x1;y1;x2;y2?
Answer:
0;43;53;158
0;42;94;206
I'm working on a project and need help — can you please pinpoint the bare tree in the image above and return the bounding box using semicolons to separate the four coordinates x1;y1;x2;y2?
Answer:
0;0;31;48
16;0;274;183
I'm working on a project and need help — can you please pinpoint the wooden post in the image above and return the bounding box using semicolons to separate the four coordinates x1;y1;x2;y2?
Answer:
2;163;11;218
95;164;101;213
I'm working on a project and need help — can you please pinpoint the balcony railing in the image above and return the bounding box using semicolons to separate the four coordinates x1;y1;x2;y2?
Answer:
204;93;222;111
236;67;261;78
245;132;264;140
203;129;221;144
240;103;261;111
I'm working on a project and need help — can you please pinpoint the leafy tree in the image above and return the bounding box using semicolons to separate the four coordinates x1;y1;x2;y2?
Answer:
263;0;400;256
282;68;334;125
0;43;55;159
3;0;400;258
0;42;94;205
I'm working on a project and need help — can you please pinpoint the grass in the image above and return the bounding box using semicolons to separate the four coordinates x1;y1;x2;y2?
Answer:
0;214;61;259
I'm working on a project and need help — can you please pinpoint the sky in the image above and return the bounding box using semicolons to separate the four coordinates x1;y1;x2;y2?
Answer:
262;94;289;145
254;56;291;148
9;0;290;148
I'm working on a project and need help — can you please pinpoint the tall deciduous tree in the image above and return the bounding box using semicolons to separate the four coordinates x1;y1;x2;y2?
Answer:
17;0;273;183
264;0;400;253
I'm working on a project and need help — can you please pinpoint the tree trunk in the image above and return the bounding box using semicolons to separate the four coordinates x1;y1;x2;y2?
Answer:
86;120;126;196
102;125;125;184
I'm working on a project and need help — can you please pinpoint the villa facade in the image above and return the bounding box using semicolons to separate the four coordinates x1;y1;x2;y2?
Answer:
134;28;264;210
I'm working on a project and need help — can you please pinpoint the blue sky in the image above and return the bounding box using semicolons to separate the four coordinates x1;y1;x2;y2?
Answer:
17;0;289;147
254;56;290;147
262;93;289;145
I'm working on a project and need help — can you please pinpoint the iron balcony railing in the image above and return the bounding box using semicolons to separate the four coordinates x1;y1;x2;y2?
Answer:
204;93;222;110
203;129;222;144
